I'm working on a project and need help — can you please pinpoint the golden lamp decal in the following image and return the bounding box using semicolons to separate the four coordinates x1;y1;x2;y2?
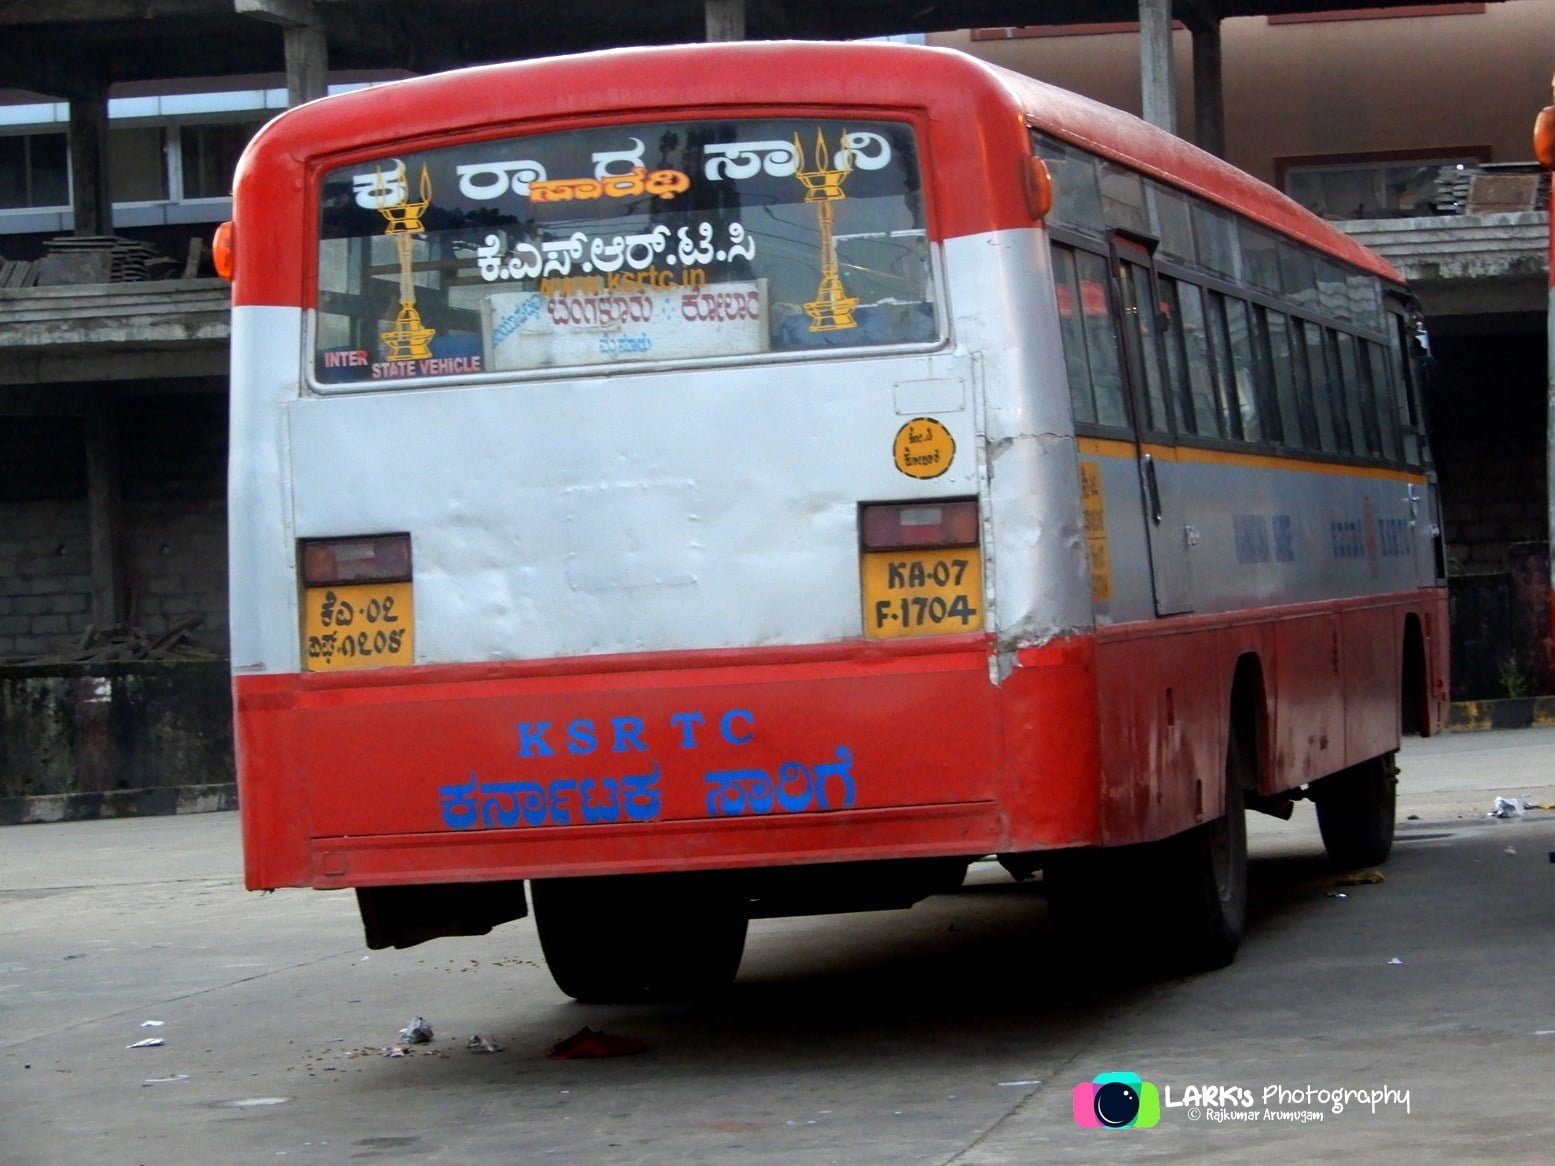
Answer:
793;128;859;333
376;162;437;361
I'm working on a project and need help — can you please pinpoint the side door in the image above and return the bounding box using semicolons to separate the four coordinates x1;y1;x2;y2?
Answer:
1110;235;1194;616
1386;301;1447;586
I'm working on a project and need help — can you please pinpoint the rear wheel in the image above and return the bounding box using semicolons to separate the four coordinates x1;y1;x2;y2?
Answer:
531;875;747;1004
1044;730;1249;975
1158;767;1247;972
1314;753;1398;869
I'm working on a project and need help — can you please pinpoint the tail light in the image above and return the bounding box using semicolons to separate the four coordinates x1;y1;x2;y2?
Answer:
300;534;412;586
860;499;979;550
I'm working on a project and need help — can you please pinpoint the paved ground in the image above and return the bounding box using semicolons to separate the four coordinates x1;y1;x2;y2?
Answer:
4;726;1555;1164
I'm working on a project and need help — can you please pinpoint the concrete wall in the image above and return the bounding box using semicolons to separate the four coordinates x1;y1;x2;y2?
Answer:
0;392;228;661
0;661;234;804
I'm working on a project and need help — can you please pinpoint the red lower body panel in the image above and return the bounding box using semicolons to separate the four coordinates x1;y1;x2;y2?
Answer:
235;589;1446;891
235;634;1101;890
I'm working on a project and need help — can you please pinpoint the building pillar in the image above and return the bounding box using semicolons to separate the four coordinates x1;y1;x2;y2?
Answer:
285;23;328;106
1139;0;1177;135
1190;17;1225;158
85;400;126;629
67;85;112;237
236;0;328;106
706;0;746;42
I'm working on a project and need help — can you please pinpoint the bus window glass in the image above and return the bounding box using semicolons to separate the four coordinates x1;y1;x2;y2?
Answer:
1299;320;1340;452
1278;240;1317;310
1366;340;1401;461
1317;259;1351;322
1192;202;1240;278
1349;271;1381;332
1239;222;1281;294
1285;314;1320;449
1148;182;1196;264
1321;328;1355;452
1052;245;1097;424
1157;276;1195;432
1098;162;1149;236
1075;248;1129;428
1259;307;1301;446
1388;313;1423;464
1338;331;1382;457
314;118;938;382
1122;261;1171;432
1035;135;1104;234
1223;296;1263;443
1175;281;1221;438
1204;291;1241;439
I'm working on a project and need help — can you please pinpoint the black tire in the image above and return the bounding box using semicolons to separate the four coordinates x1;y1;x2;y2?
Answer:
1159;769;1248;972
1314;753;1398;869
531;875;747;1004
1045;730;1249;975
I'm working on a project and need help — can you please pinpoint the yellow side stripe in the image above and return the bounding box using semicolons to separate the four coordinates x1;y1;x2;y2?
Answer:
1076;435;1428;484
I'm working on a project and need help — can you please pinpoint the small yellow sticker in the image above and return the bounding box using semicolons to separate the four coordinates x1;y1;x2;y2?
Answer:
893;417;955;479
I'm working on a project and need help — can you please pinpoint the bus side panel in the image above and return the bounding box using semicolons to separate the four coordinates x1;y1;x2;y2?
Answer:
1340;603;1404;768
1270;612;1346;786
1091;593;1440;845
1093;623;1236;845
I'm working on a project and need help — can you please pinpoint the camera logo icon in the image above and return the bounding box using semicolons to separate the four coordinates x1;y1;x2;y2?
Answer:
1072;1072;1161;1129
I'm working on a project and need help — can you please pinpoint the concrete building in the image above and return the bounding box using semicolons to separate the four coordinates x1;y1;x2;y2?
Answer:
0;0;1549;816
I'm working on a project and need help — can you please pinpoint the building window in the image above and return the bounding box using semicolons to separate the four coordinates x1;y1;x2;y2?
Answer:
1278;149;1489;220
0;132;69;210
179;122;260;200
110;126;169;203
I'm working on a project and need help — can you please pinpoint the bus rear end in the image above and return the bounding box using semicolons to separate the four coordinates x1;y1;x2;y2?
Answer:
228;45;1102;998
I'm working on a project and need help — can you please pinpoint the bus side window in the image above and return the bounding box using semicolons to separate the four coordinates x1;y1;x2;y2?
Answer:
1171;281;1221;439
1336;331;1379;458
1282;314;1320;451
1204;291;1243;440
1365;340;1401;462
1158;277;1194;433
1387;313;1424;464
1240;299;1280;445
1075;248;1129;428
1303;324;1344;453
1262;308;1304;450
1121;260;1171;432
1053;246;1095;424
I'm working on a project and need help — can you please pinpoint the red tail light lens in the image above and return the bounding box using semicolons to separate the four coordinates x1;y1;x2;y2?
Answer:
860;499;979;551
300;534;412;586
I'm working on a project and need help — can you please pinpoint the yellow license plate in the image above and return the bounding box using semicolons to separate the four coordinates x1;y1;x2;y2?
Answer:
861;548;984;639
302;581;414;671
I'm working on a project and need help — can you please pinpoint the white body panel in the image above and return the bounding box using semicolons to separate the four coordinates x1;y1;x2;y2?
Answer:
228;229;1098;676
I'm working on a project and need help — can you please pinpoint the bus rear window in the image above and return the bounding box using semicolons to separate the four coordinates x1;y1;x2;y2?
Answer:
314;118;937;384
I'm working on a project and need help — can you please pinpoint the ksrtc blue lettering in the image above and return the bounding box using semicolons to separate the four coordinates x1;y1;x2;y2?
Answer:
516;721;554;757
720;708;755;745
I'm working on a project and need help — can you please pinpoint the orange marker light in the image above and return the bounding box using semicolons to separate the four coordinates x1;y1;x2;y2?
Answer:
212;221;236;281
1025;155;1053;221
1536;107;1555;170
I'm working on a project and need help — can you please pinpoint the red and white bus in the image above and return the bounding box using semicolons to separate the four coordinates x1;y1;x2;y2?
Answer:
224;40;1448;999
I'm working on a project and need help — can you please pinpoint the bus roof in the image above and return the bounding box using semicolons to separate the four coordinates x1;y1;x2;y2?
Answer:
233;40;1401;307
